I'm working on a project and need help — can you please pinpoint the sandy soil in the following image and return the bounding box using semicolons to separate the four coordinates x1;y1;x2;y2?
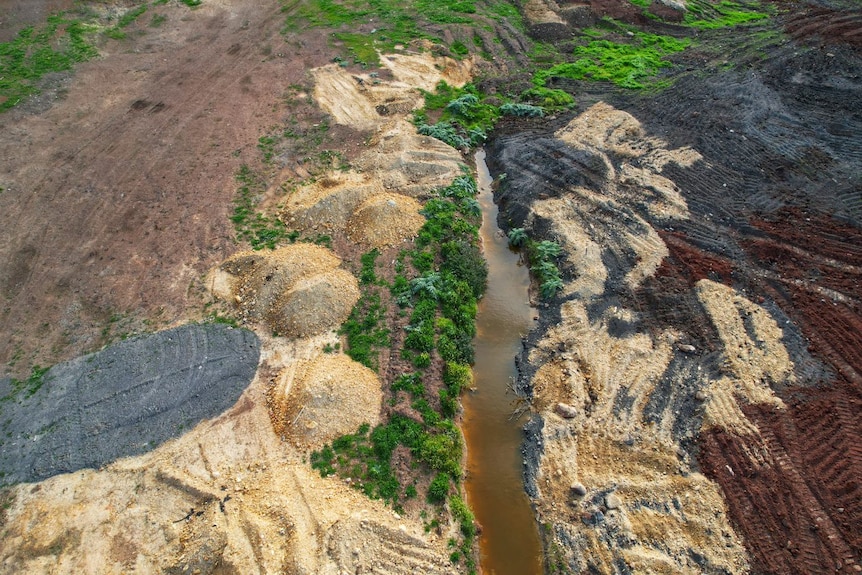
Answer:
2;0;861;573
0;2;478;571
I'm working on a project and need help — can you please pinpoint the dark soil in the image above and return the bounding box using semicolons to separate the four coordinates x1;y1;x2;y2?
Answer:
486;0;862;571
0;323;259;485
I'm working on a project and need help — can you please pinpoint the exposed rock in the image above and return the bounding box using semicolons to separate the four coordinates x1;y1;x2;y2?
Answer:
570;482;587;497
555;402;578;419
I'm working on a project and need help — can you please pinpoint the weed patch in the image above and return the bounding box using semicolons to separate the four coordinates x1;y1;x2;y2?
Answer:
0;15;97;111
533;30;689;89
682;0;769;28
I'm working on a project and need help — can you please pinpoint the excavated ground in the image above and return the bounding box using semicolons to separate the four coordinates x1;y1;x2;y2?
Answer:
486;1;862;572
1;0;861;572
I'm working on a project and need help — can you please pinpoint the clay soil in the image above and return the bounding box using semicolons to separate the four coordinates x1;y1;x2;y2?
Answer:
0;0;342;377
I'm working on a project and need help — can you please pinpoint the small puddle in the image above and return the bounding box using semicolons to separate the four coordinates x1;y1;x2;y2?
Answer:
462;149;543;574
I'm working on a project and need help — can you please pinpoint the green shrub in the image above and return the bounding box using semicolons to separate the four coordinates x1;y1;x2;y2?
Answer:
520;86;575;108
417;428;462;477
440;240;487;299
500;102;545;118
450;494;476;537
427;472;450;503
443;362;472;396
360;248;380;285
418;121;470;149
392;373;425;397
439;388;458;418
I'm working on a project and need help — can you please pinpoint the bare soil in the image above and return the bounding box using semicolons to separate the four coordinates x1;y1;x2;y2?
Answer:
0;0;336;377
486;1;862;571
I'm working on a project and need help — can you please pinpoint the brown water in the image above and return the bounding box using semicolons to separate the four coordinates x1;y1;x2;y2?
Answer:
462;149;543;575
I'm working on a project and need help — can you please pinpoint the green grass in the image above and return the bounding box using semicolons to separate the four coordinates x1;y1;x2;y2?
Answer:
334;32;381;66
683;0;769;28
0;15;98;111
0;0;207;112
231;165;299;250
359;248;381;285
340;292;391;370
286;0;523;64
0;365;50;405
533;30;690;90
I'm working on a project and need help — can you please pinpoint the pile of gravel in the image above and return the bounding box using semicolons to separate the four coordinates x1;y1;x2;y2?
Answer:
0;323;260;485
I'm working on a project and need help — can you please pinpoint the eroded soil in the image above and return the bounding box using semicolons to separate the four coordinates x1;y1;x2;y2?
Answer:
486;1;862;572
0;0;860;573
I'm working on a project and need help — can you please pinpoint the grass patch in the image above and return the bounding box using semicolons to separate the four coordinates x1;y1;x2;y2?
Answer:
340;292;391;370
0;15;98;111
333;32;381;66
533;30;689;89
683;0;769;28
1;365;51;405
230;165;299;250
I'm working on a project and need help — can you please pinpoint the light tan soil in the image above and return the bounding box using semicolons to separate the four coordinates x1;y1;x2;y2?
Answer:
0;3;474;571
512;104;752;573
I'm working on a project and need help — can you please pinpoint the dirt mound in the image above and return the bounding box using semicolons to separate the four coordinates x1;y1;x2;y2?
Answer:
357;120;465;198
211;244;360;338
0;333;453;574
269;354;383;449
280;172;385;237
346;193;425;250
312;53;471;132
0;323;259;485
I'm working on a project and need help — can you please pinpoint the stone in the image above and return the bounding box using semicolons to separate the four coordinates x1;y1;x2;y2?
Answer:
678;343;697;354
570;482;587;497
605;493;622;510
555;402;578;419
695;390;708;401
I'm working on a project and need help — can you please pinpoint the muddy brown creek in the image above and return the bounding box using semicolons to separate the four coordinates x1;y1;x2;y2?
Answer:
462;150;543;575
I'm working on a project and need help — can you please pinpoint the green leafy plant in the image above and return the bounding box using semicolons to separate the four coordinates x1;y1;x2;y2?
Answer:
507;227;528;247
533;31;690;90
500;102;545;118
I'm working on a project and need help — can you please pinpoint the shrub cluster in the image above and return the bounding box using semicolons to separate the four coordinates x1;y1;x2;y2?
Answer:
508;228;564;299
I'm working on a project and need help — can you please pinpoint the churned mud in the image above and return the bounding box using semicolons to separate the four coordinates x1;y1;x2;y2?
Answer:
485;0;862;571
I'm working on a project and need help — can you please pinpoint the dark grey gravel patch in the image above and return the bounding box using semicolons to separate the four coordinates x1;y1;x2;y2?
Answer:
0;324;260;485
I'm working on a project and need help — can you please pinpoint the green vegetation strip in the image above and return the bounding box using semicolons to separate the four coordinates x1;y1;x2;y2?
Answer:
284;0;524;66
313;174;487;572
533;30;689;90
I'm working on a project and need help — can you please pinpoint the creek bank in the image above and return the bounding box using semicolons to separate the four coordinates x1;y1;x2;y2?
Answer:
461;149;542;575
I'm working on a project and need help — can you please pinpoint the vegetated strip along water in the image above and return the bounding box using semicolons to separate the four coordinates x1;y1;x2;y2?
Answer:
462;149;543;575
